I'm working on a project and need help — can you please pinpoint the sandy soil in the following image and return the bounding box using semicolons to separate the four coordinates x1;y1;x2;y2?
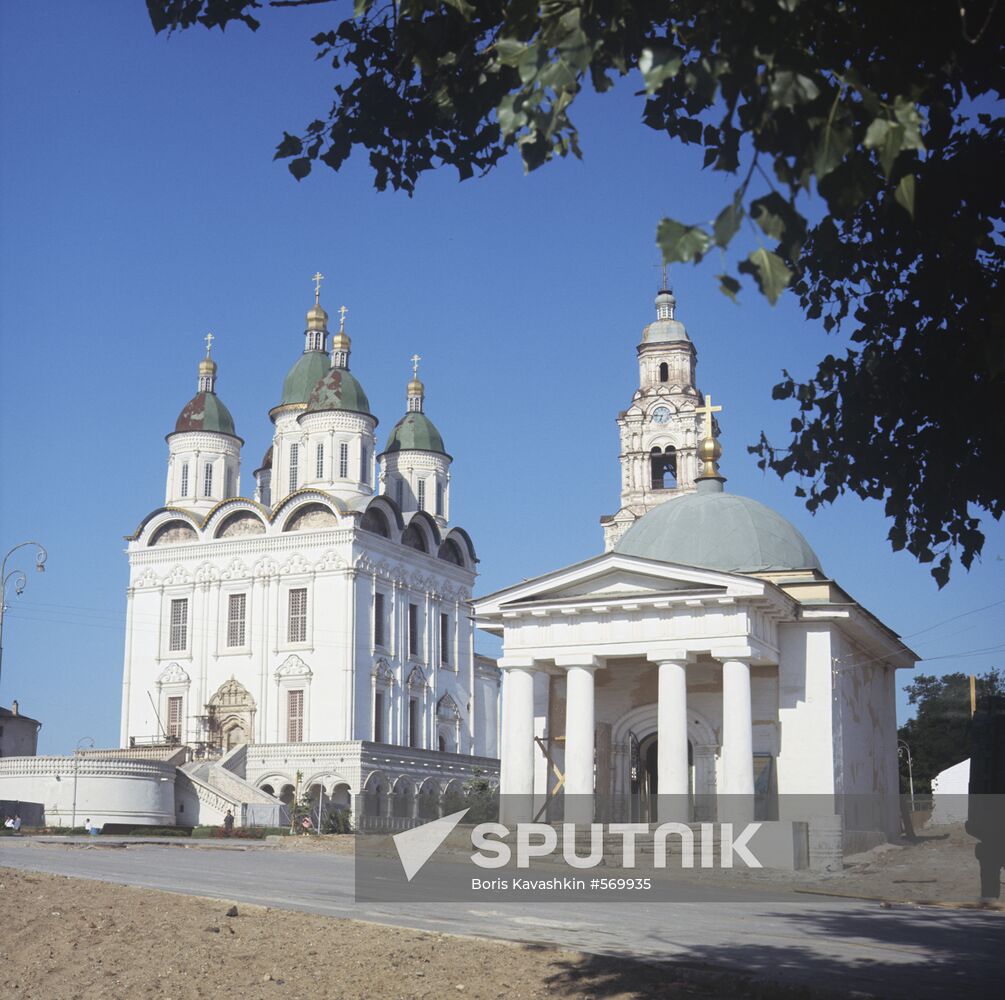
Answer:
0;867;855;1000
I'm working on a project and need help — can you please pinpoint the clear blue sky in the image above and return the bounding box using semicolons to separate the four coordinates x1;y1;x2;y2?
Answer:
1;1;1002;753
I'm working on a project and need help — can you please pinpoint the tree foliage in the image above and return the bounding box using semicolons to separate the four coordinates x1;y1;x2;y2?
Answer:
147;0;1004;583
898;669;1003;794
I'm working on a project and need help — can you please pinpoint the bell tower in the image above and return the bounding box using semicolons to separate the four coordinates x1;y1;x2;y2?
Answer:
600;281;712;550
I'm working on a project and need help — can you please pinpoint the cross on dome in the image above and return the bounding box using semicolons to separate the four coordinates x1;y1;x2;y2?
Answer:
411;353;422;378
339;304;348;332
204;331;215;356
312;271;325;304
693;393;722;440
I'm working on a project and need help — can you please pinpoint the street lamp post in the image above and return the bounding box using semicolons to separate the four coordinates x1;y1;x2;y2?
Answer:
898;739;915;812
71;737;95;831
0;541;48;692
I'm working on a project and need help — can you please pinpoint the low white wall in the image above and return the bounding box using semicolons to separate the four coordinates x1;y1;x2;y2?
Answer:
0;756;176;828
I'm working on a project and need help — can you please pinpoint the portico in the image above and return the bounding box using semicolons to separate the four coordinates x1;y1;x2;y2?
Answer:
481;553;787;825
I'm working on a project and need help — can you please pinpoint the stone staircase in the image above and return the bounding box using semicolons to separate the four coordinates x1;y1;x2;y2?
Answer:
178;746;284;827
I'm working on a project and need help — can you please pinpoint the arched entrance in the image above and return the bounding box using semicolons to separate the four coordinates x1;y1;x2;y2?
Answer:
631;734;694;823
207;678;256;751
614;703;719;824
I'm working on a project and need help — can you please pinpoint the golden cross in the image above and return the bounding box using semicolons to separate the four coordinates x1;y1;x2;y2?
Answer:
693;393;722;439
312;271;324;303
204;331;214;355
411;353;422;378
338;304;348;332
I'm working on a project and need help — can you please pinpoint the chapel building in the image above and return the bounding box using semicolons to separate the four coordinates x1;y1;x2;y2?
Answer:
474;284;916;861
119;284;499;826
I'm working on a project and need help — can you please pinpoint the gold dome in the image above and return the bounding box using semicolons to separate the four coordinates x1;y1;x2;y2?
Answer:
199;355;217;376
696;434;723;480
407;377;424;395
331;330;351;353
306;302;329;331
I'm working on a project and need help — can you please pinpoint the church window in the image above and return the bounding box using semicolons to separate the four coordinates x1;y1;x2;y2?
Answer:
435;480;443;516
167;696;183;741
374;592;386;648
373;690;385;743
227;593;246;647
408;603;420;659
286;689;304;743
360;445;369;484
440;613;450;667
168;598;188;651
288;588;307;643
180;463;189;497
395;477;404;508
659;361;669;383
203;463;213;498
315;442;324;479
417;479;426;512
339;442;349;478
289;444;299;492
408;697;421;748
438;733;446;752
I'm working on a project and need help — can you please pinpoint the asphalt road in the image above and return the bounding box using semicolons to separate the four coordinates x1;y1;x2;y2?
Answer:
1;839;1000;998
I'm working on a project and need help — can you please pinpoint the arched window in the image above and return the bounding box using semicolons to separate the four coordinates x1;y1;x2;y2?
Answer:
659;361;669;383
203;462;214;497
339;442;349;478
395;478;404;508
650;445;677;489
417;478;426;512
180;462;189;498
315;442;325;479
360;445;369;484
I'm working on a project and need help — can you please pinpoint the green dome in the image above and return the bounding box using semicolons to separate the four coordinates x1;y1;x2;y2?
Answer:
174;391;237;437
615;482;821;574
305;366;371;415
383;412;446;455
280;351;333;406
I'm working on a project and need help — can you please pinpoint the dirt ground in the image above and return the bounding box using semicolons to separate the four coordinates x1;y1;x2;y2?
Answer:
0;867;856;1000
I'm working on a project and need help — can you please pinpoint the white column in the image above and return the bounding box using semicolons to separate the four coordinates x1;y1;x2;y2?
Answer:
561;662;598;824
721;657;755;822
499;661;537;824
657;659;690;823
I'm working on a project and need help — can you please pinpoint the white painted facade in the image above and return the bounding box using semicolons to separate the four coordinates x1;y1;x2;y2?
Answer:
115;292;499;821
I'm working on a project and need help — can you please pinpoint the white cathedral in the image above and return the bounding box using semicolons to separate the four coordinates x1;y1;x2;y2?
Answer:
116;282;500;826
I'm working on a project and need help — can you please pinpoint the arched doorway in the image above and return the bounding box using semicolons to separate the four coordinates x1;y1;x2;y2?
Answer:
631;734;694;823
207;678;256;751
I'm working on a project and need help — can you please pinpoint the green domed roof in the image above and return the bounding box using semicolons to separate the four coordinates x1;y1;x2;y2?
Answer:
174;391;237;437
280;351;333;406
305;366;371;416
615;482;821;574
383;412;446;455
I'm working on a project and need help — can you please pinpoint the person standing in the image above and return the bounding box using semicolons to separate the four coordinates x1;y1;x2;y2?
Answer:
223;809;234;835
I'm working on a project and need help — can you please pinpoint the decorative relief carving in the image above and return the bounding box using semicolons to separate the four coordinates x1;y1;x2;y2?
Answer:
275;654;312;679
163;565;193;587
157;662;190;686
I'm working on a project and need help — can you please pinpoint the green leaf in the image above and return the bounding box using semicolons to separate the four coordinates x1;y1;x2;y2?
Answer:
638;45;683;93
813;114;852;180
864;117;905;178
739;248;792;304
657;218;712;263
894;173;916;218
750;192;792;241
893;96;926;152
713;196;744;248
274;132;303;160
769;70;820;109
717;273;741;302
494;38;525;67
288;157;312;181
442;0;474;17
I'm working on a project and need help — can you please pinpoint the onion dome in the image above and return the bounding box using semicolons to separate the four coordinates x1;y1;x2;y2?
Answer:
642;287;690;344
305;367;372;416
382;357;447;456
278;284;333;407
172;336;238;438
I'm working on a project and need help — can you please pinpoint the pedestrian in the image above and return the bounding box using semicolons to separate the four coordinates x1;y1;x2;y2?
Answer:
223;809;234;835
12;815;21;832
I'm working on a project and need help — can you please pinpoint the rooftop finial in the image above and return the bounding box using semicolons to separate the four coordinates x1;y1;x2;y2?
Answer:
198;334;218;393
312;271;324;305
407;354;424;413
693;393;725;488
339;304;348;333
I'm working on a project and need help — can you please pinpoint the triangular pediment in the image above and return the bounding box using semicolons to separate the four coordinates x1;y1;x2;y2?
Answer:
474;551;766;617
